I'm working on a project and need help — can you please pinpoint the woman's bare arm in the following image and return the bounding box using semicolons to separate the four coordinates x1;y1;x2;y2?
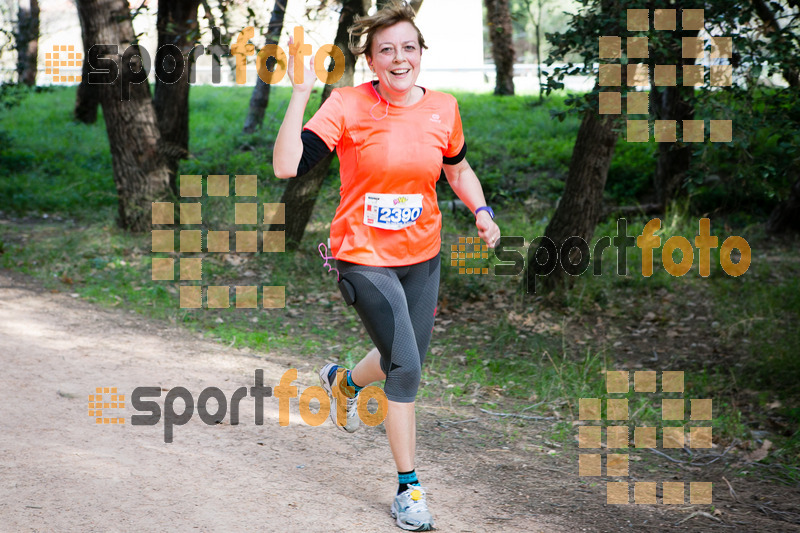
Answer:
273;39;317;179
443;158;501;247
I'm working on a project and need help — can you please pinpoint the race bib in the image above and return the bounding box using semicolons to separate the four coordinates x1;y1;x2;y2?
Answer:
363;193;423;231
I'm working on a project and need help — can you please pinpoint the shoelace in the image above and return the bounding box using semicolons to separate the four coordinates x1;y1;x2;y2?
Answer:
402;487;428;513
345;396;358;417
328;368;358;422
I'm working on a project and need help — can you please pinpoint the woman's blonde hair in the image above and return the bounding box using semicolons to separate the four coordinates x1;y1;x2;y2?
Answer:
348;1;428;59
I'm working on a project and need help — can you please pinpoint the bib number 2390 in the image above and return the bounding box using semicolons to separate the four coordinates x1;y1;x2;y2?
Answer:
364;193;423;231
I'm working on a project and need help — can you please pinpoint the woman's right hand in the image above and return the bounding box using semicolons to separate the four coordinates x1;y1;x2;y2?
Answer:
287;36;317;95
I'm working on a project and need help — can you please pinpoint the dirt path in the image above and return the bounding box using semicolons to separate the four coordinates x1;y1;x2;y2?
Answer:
0;272;569;533
4;270;800;533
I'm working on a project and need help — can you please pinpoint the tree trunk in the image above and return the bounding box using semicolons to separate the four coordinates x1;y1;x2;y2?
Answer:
199;2;237;81
535;0;543;102
15;0;39;86
524;0;630;295
653;86;694;207
526;110;619;293
154;0;202;195
485;0;515;95
273;0;367;250
74;5;100;123
76;0;171;232
321;0;367;102
243;0;288;134
650;3;698;208
766;174;800;233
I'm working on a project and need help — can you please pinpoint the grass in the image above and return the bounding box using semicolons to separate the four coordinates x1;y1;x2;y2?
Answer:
0;88;115;218
1;84;799;469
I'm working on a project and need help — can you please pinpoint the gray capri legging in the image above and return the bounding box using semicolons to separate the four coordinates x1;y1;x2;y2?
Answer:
336;254;440;403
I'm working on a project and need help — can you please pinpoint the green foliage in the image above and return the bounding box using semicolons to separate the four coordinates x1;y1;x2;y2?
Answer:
685;1;800;213
542;0;800;213
711;254;800;400
0;87;115;218
0;86;582;219
606;140;657;202
0;83;31;109
444;91;580;205
543;0;798;105
687;87;800;214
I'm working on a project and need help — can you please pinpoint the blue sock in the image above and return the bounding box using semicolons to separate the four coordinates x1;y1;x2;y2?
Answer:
327;366;362;397
346;371;364;394
397;470;419;494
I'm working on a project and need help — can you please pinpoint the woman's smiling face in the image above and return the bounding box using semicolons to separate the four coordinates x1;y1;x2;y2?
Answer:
368;21;422;99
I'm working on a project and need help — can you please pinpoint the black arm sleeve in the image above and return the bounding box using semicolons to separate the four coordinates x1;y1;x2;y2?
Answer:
443;141;468;166
296;129;333;177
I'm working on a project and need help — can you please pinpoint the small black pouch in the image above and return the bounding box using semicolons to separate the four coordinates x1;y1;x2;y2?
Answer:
338;277;356;306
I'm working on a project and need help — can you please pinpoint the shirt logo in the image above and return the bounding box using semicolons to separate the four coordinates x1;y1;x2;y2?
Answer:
430;114;441;123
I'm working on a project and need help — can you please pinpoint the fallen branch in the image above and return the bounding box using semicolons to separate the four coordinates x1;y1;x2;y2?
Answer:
690;441;738;466
722;476;738;503
648;441;737;466
479;408;556;420
486;512;538;520
519;401;547;413
675;511;726;526
537;465;573;476
744;460;800;481
756;504;800;524
436;417;480;427
649;448;688;464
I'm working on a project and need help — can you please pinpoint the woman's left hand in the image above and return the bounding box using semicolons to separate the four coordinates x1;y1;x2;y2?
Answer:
476;211;501;249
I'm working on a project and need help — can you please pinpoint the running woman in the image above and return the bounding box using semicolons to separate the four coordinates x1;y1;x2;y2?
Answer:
273;2;501;530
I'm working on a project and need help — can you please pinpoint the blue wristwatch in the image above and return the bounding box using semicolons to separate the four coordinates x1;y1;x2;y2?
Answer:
475;206;495;219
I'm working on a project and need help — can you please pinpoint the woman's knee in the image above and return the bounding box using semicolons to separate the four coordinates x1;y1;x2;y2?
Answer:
386;358;422;397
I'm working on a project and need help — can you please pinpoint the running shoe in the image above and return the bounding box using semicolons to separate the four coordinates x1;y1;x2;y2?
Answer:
319;363;360;433
391;485;435;531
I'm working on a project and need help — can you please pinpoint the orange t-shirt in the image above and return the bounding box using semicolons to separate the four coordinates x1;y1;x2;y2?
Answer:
303;82;466;267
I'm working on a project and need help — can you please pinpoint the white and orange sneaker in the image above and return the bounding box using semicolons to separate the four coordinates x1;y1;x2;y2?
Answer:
318;363;360;433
